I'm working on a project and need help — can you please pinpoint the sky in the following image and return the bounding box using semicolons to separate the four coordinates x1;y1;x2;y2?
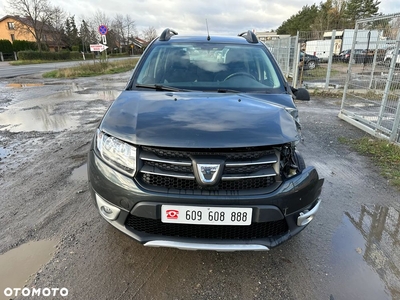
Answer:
1;0;399;37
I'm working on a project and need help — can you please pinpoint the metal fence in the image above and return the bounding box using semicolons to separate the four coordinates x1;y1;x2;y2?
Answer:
264;13;400;145
339;13;400;145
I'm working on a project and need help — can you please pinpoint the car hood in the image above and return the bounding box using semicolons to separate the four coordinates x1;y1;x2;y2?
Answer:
99;91;299;148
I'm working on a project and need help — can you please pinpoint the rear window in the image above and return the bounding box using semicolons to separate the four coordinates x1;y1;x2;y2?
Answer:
133;42;284;93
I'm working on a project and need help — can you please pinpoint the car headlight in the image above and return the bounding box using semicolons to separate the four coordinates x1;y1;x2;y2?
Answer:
96;129;137;176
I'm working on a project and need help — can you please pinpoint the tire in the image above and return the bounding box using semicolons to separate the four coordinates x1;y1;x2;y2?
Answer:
294;151;306;172
307;61;316;70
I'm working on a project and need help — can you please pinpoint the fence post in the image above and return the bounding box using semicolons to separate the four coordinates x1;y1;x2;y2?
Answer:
292;32;300;88
389;95;400;143
340;24;359;112
285;37;291;77
325;30;336;89
0;52;3;62
368;31;382;89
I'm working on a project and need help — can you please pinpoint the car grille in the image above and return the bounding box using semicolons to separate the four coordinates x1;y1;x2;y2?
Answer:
125;215;289;240
136;146;281;194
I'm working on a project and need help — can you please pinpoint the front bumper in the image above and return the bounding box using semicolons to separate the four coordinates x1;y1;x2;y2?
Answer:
88;150;324;251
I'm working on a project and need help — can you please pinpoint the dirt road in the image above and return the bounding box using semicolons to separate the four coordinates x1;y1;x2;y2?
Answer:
0;73;399;300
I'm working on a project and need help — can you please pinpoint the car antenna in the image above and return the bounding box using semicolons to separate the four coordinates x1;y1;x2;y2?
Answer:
206;19;210;41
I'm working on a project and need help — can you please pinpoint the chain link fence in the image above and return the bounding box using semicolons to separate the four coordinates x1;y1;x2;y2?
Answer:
262;13;400;145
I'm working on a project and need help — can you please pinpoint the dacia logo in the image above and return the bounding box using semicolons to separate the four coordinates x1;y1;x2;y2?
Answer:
197;164;220;184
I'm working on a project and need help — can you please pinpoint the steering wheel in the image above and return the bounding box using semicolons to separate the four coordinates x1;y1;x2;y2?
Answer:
224;72;256;81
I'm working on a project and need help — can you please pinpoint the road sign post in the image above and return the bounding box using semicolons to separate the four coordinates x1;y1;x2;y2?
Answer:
98;25;108;60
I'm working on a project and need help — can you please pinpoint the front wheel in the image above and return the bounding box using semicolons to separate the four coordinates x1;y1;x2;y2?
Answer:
307;61;316;70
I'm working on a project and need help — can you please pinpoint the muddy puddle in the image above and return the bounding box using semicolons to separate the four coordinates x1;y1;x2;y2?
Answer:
329;205;400;299
0;85;121;132
70;163;87;181
0;147;11;160
7;83;44;88
1;104;79;132
0;240;58;300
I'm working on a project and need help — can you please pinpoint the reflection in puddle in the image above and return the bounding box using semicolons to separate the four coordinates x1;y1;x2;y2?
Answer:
0;85;121;132
0;240;57;298
70;163;87;181
0;147;11;160
7;83;44;88
331;205;400;299
0;105;79;132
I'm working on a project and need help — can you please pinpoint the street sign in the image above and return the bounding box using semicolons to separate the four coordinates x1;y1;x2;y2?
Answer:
102;35;107;45
90;44;109;52
98;25;108;35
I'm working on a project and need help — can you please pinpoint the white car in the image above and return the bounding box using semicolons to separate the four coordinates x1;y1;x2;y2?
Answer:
384;48;400;67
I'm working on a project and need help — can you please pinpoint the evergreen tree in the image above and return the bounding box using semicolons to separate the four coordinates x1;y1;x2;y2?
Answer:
276;5;319;35
345;0;380;27
65;16;80;49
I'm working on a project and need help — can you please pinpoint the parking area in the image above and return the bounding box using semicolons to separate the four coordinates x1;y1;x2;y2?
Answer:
0;72;399;299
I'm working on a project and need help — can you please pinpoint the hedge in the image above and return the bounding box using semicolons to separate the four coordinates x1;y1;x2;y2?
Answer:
17;50;83;61
13;40;36;52
0;39;13;53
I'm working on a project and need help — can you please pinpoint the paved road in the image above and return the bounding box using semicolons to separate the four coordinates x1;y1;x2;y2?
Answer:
0;74;399;300
0;56;138;79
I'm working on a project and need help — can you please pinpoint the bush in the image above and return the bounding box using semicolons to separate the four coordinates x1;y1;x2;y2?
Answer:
0;39;13;53
13;40;36;52
17;50;83;61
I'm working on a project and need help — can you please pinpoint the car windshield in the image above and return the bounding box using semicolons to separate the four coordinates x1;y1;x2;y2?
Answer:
132;42;284;93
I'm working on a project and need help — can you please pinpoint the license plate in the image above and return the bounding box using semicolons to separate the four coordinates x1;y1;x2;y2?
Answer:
161;205;252;226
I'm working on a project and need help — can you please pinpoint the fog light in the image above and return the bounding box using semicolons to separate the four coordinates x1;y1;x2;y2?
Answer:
95;194;120;221
101;206;113;215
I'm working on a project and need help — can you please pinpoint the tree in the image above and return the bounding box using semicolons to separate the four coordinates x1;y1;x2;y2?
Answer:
142;26;158;43
65;16;80;50
276;5;319;35
6;0;53;51
123;15;136;52
112;14;125;53
276;0;382;35
49;6;67;51
345;0;380;27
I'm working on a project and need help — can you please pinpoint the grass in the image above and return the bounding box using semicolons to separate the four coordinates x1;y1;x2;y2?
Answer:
339;136;400;188
42;58;139;78
10;60;62;65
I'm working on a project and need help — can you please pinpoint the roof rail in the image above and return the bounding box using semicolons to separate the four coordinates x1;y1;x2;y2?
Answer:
159;28;178;41
238;30;258;43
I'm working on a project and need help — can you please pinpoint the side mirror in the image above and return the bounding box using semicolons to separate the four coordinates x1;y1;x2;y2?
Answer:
291;86;310;101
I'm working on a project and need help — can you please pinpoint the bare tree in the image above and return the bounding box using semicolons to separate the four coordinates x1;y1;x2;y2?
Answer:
49;6;66;51
6;0;54;51
112;14;125;53
142;26;158;43
124;15;136;52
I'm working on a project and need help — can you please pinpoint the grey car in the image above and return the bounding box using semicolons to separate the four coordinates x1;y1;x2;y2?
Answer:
88;28;324;251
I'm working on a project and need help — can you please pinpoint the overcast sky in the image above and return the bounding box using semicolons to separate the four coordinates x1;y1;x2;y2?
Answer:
1;0;399;37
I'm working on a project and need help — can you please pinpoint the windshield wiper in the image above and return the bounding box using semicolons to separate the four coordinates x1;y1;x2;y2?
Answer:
135;84;191;92
216;88;241;93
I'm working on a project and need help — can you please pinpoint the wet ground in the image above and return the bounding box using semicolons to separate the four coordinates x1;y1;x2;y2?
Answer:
0;72;399;300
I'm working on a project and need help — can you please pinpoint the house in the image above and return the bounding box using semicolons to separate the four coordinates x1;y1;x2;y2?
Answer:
0;15;64;51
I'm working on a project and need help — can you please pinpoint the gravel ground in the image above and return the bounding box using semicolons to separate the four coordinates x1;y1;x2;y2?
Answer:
0;73;399;300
